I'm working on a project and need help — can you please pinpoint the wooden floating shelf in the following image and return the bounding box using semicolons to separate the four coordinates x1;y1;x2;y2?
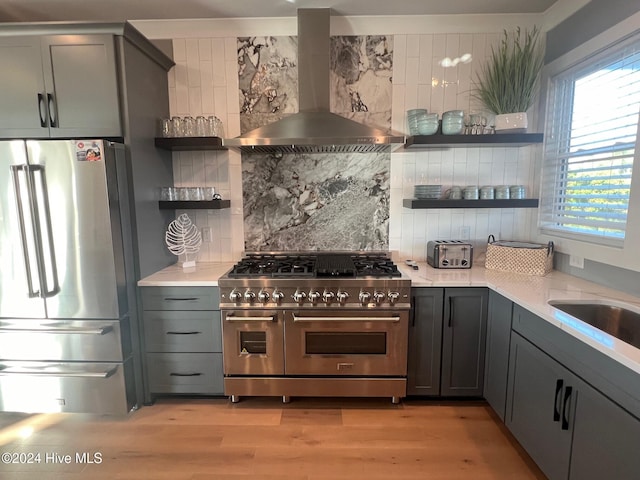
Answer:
404;133;543;149
403;198;539;209
155;137;226;151
159;200;231;210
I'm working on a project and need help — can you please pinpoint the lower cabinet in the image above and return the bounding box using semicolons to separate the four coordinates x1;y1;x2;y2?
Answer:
507;321;640;480
483;290;513;420
140;286;223;400
441;288;488;396
506;332;574;480
408;287;487;397
407;288;443;395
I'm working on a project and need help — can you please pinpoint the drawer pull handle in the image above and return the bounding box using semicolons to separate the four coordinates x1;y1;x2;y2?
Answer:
169;372;202;377
166;331;201;335
164;297;199;301
0;325;113;335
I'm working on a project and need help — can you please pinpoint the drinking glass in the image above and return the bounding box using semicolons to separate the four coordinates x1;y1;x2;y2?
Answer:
160;187;177;201
183;116;196;137
160;118;172;137
195;116;207;137
171;117;184;137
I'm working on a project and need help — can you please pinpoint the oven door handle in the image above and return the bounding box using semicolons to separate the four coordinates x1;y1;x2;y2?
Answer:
225;314;276;322
291;314;400;322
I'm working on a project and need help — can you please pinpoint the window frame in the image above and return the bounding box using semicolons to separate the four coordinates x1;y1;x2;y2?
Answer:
533;14;640;272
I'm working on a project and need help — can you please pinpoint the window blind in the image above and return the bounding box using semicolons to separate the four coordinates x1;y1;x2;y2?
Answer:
540;34;640;246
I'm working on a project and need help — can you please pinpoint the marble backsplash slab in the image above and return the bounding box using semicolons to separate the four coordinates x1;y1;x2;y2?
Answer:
243;152;390;251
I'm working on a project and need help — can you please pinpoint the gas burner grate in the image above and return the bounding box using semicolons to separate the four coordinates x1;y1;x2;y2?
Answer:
351;255;402;278
315;255;356;277
227;254;316;278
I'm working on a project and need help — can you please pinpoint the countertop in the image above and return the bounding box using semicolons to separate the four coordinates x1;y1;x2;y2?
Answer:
138;260;640;376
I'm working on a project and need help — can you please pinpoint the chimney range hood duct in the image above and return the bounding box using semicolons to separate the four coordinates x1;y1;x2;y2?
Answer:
223;9;405;154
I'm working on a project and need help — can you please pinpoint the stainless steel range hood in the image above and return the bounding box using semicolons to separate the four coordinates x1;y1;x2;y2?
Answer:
224;9;405;154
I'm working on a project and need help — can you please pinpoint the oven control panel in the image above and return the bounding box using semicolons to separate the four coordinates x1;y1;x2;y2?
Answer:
219;282;410;309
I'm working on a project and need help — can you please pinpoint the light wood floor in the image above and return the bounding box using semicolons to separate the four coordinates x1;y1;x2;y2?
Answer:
0;397;546;480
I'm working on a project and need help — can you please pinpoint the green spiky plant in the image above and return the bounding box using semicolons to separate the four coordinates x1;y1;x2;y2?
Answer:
474;27;545;114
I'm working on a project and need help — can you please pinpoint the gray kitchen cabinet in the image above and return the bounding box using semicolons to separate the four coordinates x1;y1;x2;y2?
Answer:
407;288;444;395
568;376;640;480
140;286;223;400
408;287;487;397
506;332;574;480
441;288;488;396
0;34;121;138
507;304;640;480
483;290;513;420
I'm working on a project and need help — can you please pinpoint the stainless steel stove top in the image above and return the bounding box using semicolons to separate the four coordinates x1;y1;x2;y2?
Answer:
219;252;410;309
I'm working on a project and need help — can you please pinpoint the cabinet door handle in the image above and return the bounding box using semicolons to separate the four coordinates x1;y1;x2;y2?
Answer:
166;331;201;335
448;296;453;327
410;295;416;327
169;372;202;377
164;297;199;301
47;93;57;127
37;93;47;127
561;386;573;430
553;379;563;422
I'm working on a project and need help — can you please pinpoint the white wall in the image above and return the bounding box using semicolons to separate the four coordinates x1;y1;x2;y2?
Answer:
135;12;557;262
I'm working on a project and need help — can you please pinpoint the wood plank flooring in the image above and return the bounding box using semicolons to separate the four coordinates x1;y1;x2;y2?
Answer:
0;397;546;480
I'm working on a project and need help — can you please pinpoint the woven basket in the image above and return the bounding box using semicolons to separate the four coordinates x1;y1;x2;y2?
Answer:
485;235;554;276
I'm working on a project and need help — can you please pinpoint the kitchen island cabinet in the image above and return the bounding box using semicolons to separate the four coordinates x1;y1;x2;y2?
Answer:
0;34;121;138
408;287;487;397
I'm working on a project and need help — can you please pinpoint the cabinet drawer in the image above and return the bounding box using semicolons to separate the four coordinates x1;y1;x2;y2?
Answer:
140;286;219;311
144;311;222;352
146;353;223;394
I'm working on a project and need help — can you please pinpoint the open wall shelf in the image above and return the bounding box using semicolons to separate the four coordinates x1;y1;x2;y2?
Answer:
403;198;539;209
159;200;230;209
404;133;543;149
155;137;226;151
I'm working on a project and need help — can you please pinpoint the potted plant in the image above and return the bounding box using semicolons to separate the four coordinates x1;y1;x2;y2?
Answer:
474;27;544;132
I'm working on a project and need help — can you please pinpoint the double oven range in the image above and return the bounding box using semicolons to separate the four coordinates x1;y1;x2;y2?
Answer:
218;252;411;403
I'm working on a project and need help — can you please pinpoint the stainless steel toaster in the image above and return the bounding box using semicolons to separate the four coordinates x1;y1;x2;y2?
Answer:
427;240;473;269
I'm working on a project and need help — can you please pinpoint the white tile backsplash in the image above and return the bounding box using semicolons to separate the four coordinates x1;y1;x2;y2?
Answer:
167;29;539;262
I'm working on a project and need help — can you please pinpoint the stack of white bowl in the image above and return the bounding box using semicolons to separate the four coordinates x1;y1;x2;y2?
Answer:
407;109;428;135
414;185;442;199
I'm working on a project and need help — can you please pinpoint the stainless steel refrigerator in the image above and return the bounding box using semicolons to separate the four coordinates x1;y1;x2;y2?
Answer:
0;139;137;415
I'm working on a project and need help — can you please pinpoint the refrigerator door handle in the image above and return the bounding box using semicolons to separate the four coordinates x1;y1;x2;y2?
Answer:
29;164;60;298
9;165;41;298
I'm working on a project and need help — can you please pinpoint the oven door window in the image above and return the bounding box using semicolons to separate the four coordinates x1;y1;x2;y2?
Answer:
304;332;387;355
240;331;267;354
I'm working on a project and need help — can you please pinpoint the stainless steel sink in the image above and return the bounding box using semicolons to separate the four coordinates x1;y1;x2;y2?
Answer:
548;301;640;349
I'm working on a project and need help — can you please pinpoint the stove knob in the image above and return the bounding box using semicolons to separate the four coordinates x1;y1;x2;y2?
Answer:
308;290;321;305
292;290;307;305
244;289;256;303
336;291;350;305
359;291;371;306
229;289;242;303
373;291;386;304
388;291;400;305
258;289;270;304
272;289;284;305
322;290;335;304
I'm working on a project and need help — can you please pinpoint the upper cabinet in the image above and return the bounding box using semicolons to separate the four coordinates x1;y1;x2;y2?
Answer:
0;34;121;139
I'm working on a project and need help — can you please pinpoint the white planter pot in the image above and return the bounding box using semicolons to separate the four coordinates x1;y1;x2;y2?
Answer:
494;112;528;133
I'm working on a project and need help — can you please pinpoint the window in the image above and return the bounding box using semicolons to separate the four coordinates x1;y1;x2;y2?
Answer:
539;34;640;246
